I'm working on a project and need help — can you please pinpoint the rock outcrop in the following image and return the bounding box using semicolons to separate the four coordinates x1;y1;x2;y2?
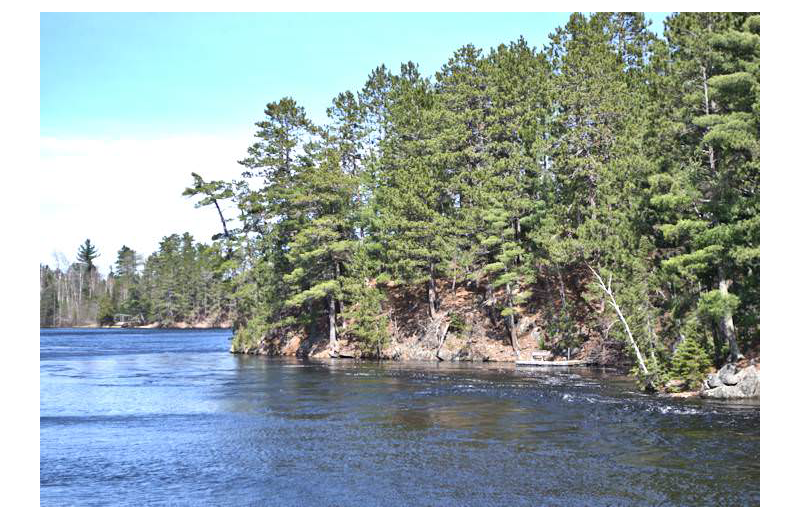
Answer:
230;280;628;364
700;362;760;399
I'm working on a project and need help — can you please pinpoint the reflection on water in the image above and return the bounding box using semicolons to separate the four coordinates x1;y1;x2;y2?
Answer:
41;329;759;506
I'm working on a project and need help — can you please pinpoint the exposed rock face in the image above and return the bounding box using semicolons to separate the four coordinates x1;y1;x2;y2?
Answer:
230;282;628;363
235;329;521;362
701;363;760;399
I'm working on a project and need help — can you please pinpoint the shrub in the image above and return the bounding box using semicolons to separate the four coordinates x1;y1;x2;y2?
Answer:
448;312;467;334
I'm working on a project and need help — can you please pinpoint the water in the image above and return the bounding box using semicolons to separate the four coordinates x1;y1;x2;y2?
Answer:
40;328;759;506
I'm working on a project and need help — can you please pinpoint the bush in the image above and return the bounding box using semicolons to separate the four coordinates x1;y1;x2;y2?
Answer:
448;312;467;335
96;296;116;326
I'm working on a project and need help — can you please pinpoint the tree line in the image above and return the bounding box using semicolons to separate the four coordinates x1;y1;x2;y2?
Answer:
40;234;234;327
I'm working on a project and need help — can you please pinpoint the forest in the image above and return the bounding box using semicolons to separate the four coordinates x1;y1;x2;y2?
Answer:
39;236;234;328
40;12;759;391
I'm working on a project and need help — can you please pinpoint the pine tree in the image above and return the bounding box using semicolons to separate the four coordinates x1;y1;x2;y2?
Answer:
477;38;551;356
544;13;661;368
77;239;99;272
374;62;452;318
76;238;101;304
233;97;319;335
669;319;713;388
282;141;360;354
183;173;234;242
427;44;490;307
341;245;389;357
113;245;141;315
653;12;759;361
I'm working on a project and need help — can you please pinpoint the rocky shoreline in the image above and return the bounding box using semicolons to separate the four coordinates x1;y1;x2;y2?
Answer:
233;330;760;401
700;361;760;399
230;325;595;364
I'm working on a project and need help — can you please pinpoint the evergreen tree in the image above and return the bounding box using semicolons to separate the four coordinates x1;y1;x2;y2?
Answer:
282;140;360;354
668;319;713;388
112;245;142;316
543;13;663;370
341;245;390;357
77;238;100;273
76;238;101;305
374;62;453;318
653;12;759;361
478;38;551;356
183;173;234;242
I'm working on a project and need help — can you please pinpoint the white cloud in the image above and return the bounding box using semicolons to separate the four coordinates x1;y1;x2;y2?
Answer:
40;133;252;274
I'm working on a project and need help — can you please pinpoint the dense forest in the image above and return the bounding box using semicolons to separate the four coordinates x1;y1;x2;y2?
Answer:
40;12;759;390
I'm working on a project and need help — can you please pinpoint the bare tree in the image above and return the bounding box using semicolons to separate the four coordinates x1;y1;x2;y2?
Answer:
587;264;648;376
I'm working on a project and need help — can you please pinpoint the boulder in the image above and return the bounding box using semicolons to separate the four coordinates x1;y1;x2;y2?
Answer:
529;328;543;347
701;363;759;399
283;336;302;356
718;363;740;385
705;371;723;389
735;366;760;396
517;316;534;335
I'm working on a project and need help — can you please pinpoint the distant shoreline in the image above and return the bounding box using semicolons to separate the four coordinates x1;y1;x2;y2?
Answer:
41;324;232;330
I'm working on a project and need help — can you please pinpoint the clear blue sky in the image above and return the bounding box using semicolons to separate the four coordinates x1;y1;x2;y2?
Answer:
40;12;671;271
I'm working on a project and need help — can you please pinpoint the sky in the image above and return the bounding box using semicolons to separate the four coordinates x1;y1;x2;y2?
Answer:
40;12;671;274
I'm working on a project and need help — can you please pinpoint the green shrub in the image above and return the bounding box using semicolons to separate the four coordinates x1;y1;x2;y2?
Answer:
448;312;467;334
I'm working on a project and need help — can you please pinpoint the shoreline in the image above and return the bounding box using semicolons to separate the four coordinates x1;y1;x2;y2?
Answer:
41;327;759;401
41;324;232;330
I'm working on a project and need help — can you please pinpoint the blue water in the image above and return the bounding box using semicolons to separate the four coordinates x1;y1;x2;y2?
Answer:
40;328;759;506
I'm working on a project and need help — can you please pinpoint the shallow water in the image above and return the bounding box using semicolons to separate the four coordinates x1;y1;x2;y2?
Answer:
40;328;759;506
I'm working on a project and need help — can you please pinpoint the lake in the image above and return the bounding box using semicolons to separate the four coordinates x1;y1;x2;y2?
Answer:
40;328;759;506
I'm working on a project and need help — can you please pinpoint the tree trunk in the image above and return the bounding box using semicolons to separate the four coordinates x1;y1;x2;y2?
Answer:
55;276;60;327
485;284;497;326
701;65;718;174
435;321;450;361
557;267;567;311
427;261;437;318
213;199;230;240
588;265;648;376
703;65;742;361
718;266;742;360
505;283;520;359
334;260;342;316
556;265;568;352
328;294;338;357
